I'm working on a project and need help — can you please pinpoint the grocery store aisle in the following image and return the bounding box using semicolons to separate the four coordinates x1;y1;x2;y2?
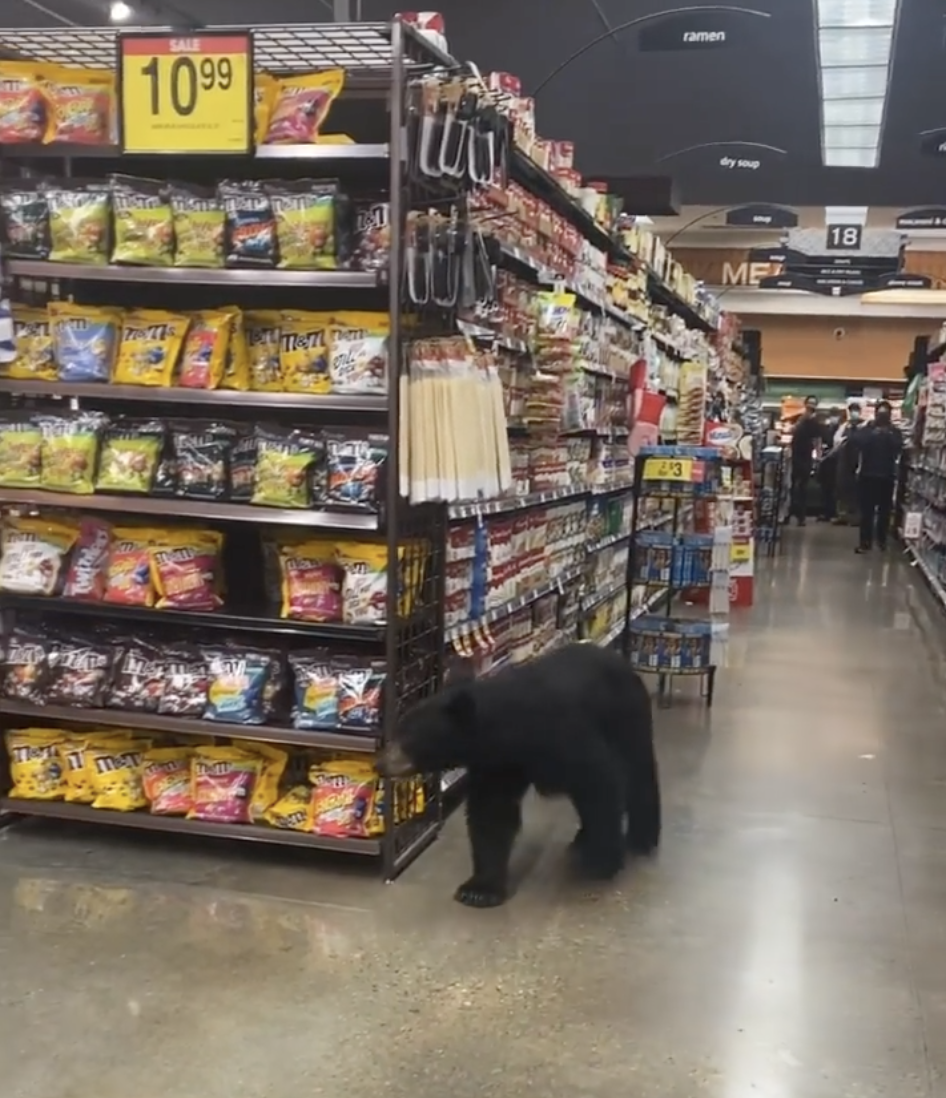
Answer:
3;524;946;1097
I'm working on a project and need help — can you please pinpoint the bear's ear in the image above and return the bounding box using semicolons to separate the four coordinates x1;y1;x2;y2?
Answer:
443;685;477;732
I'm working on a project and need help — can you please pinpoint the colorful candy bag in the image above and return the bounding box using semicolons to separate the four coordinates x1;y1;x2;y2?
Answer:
310;760;380;838
265;785;315;832
244;310;282;391
337;542;389;624
170;421;233;500
178;310;232;389
268;181;347;270
6;729;66;800
87;742;149;811
335;657;385;728
353;200;390;271
142;747;193;815
105;639;165;711
251;426;322;509
49;302;120;383
278;540;343;622
263;69;345;144
0;415;43;487
329;312;389;394
290;651;338;729
44;182;110;264
96;418;165;493
43;67;114;146
221;180;276;267
0;514;77;595
203;648;275;725
242;741;289;823
189;746;261;824
37;411;107;494
229;429;257;500
0;184;50;259
150;528;223;611
157;647;208;716
62;516;111;600
325;432;387;506
170;183;225;269
253;72;277;143
221;308;250;390
10;305;55;381
110;175;174;266
278;311;330;393
61;734;126;804
0;61;46;144
45;637;113;707
103;527;155;607
2;628;50;703
114;308;188;386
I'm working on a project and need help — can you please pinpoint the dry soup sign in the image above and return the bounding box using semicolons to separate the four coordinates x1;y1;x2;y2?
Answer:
118;30;253;155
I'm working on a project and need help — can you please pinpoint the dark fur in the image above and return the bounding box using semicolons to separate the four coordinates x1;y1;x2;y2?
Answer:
378;644;660;908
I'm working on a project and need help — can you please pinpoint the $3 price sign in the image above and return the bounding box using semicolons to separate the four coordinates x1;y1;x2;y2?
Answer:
119;31;253;155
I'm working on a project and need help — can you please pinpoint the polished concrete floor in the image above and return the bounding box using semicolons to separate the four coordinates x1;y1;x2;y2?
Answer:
3;525;946;1096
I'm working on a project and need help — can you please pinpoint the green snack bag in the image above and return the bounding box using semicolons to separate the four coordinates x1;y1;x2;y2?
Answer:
110;175;174;267
251;425;323;509
44;182;110;265
267;180;346;271
170;182;224;269
0;415;42;488
38;411;107;495
96;418;165;494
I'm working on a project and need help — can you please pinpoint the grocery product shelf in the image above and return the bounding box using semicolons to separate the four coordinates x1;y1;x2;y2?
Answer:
0;488;380;531
0;798;382;854
0;142;391;162
445;567;584;643
587;531;632;554
581;579;628;615
647;272;717;334
0;698;380;753
0;378;388;413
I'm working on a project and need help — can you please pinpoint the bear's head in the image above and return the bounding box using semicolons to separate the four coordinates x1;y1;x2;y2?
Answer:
375;684;477;778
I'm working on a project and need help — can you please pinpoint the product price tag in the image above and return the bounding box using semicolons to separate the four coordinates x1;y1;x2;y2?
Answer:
731;540;752;563
118;31;253;155
903;510;923;540
642;457;694;482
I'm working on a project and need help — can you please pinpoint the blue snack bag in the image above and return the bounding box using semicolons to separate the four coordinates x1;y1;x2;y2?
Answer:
49;301;121;383
202;647;274;725
289;650;338;729
220;180;276;268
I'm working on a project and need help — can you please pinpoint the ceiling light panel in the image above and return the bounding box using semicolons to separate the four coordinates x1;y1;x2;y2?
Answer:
823;148;877;167
823;124;881;148
820;65;887;97
823;98;884;125
819;27;893;66
817;0;896;27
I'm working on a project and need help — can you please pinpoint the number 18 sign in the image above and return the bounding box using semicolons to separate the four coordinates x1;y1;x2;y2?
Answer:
118;31;253;155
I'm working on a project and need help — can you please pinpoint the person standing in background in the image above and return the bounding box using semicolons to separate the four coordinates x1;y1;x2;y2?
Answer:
833;402;862;525
789;395;823;526
853;400;903;553
816;406;844;521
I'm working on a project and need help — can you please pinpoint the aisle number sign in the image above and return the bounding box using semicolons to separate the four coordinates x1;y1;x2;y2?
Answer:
118;31;253;155
642;457;697;483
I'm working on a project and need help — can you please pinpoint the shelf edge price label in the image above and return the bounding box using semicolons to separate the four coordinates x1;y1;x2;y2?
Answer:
730;540;753;564
642;456;694;483
119;30;253;155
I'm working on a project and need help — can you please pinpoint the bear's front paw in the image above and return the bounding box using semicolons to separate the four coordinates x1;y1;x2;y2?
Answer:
578;846;624;880
454;877;507;908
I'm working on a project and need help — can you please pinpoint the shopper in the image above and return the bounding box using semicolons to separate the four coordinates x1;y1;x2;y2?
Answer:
853;400;903;553
833;402;862;525
816;407;844;522
788;395;822;526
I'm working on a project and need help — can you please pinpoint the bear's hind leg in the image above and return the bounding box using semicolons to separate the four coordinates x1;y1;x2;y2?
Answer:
455;770;528;908
568;748;626;880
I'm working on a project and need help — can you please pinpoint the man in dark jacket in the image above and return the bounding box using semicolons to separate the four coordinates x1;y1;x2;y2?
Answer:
853;400;903;553
789;395;823;525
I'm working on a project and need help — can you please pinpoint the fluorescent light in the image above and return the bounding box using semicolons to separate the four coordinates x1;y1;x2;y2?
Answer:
817;0;896;27
819;27;893;65
110;1;132;20
824;148;877;167
825;206;868;223
823;124;881;148
823;98;884;125
821;66;887;97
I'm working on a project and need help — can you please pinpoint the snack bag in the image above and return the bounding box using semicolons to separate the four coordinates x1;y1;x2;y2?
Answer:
244;310;282;391
2;628;50;703
87;742;148;811
0;61;46;144
189;746;260;824
37;410;107;494
96;418;165;494
325;432;387;506
329;312;389;395
103;527;156;607
150;528;223;611
142;746;193;816
289;651;338;729
278;311;331;394
337;542;388;624
268;181;345;271
353;200;390;272
242;741;289;823
105;639;166;711
0;415;43;487
62;516;111;600
43;67;114;146
170;183;225;269
220;180;276;267
44;182;110;264
10;305;55;381
335;657;385;728
170;421;234;500
229;429;257;500
114;308;188;386
61;734;127;804
253;72;277;144
264;785;315;832
203;648;275;725
178;310;232;389
0;184;50;260
251;426;322;509
110;175;174;266
310;760;379;838
45;637;113;707
279;541;343;622
49;302;121;383
157;647;208;717
6;729;66;800
220;308;250;390
0;514;77;595
263;70;345;145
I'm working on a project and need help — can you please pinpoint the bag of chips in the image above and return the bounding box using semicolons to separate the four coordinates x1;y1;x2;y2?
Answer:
220;180;276;267
189;746;261;824
290;651;338;729
10;305;55;381
337;542;388;624
278;311;331;394
49;302;121;384
44;181;110;264
37;410;107;493
335;657;385;728
203;648;276;725
170;420;234;500
251;426;323;509
62;516;111;600
0;514;77;595
268;180;349;271
96;418;165;494
2;628;50;702
220;308;250;391
45;636;113;707
310;760;379;839
105;639;166;711
242;741;289;823
178;309;232;389
110;175;174;266
103;527;156;607
113;308;188;387
263;69;345;145
169;182;224;269
157;647;208;717
264;785;315;832
0;184;50;259
43;66;114;146
244;310;282;391
6;729;66;800
253;72;278;144
142;746;193;816
87;742;148;811
329;312;389;395
278;540;343;622
0;61;46;144
325;431;387;506
150;528;223;611
0;414;43;487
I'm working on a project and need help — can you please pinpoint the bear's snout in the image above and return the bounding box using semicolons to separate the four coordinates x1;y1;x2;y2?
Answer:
375;742;416;778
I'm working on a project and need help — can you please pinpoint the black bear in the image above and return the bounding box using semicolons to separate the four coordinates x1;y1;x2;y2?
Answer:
376;643;660;908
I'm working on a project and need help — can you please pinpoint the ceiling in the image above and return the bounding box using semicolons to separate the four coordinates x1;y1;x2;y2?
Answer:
5;0;946;208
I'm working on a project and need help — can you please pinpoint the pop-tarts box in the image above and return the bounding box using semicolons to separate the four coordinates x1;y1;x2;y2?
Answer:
634;531;676;584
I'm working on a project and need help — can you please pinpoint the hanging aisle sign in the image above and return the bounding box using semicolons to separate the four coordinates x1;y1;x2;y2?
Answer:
118;30;254;155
